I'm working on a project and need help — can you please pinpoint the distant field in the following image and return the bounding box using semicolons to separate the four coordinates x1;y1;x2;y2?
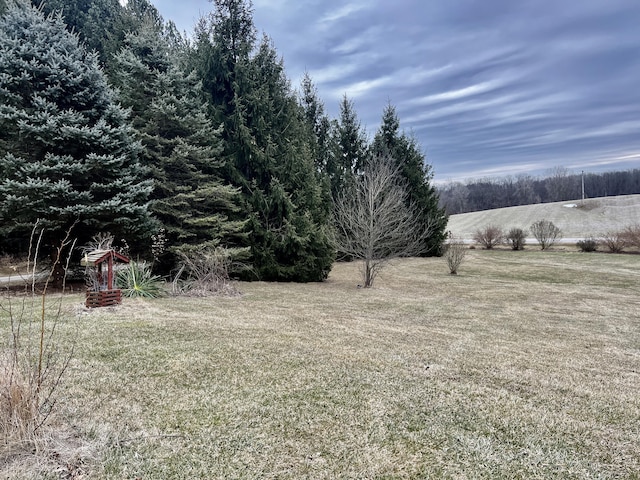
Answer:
447;194;640;240
2;251;639;478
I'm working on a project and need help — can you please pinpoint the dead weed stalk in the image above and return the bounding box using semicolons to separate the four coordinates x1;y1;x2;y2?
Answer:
1;222;76;453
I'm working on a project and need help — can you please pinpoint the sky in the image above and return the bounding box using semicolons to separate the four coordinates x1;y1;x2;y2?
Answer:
150;0;640;183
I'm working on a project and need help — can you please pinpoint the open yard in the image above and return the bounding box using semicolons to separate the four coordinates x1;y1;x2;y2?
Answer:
2;250;640;478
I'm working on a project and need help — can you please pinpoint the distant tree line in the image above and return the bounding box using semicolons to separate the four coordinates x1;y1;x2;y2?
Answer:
438;167;640;215
0;0;446;281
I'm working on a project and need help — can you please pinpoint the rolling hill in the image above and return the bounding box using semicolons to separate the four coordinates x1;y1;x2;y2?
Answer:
446;194;640;241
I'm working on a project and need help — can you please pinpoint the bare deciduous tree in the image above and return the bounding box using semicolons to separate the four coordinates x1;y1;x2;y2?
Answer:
332;156;436;287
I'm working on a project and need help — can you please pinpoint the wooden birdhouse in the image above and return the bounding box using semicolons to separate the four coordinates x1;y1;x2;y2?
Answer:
81;249;129;308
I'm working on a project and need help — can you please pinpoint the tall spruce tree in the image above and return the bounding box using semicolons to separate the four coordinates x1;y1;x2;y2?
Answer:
372;103;448;255
193;0;334;281
299;72;332;219
329;95;369;197
0;2;152;255
111;19;246;268
300;72;333;175
246;37;333;281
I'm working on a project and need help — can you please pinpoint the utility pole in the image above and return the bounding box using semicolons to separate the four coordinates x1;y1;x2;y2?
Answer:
581;170;585;201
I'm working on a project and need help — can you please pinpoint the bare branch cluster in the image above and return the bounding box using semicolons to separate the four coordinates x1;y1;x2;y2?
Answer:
531;220;562;250
172;246;245;296
601;230;627;253
600;225;640;253
621;225;640;248
473;225;503;249
444;237;467;275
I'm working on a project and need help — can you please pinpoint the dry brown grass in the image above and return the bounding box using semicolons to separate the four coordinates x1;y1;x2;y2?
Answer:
0;359;37;447
1;250;639;478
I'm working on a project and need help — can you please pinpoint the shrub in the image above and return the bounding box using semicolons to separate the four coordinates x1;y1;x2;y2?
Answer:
577;237;598;252
602;230;627;253
444;237;467;275
117;261;164;298
530;220;561;250
621;225;640;249
172;246;245;296
473;225;504;249
505;228;527;250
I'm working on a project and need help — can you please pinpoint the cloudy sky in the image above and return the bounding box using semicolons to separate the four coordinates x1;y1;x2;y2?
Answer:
151;0;640;183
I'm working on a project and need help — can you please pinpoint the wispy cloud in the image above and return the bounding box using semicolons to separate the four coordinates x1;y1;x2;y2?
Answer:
317;2;370;29
412;80;507;105
154;0;640;181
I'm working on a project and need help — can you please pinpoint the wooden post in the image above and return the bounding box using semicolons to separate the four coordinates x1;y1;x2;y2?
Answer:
107;253;114;290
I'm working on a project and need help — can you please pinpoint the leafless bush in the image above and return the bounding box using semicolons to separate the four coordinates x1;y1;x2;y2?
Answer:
505;228;527;250
473;225;504;249
531;220;562;250
444;237;467;275
601;230;627;253
172;246;245;296
621;225;640;249
1;223;75;451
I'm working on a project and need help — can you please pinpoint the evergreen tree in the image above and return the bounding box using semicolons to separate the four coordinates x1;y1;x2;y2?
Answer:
0;2;152;254
245;37;334;281
193;0;255;127
34;0;123;65
193;1;334;281
329;95;368;197
372;103;448;255
111;19;246;268
107;0;169;69
299;72;333;218
300;72;333;175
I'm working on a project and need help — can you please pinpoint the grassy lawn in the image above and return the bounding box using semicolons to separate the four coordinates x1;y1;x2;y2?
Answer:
2;250;639;478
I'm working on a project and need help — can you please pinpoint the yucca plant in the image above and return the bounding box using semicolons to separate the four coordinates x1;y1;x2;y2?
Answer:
117;261;164;298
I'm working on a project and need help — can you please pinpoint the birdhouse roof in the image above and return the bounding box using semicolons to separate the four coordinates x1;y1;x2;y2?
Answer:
80;249;130;267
